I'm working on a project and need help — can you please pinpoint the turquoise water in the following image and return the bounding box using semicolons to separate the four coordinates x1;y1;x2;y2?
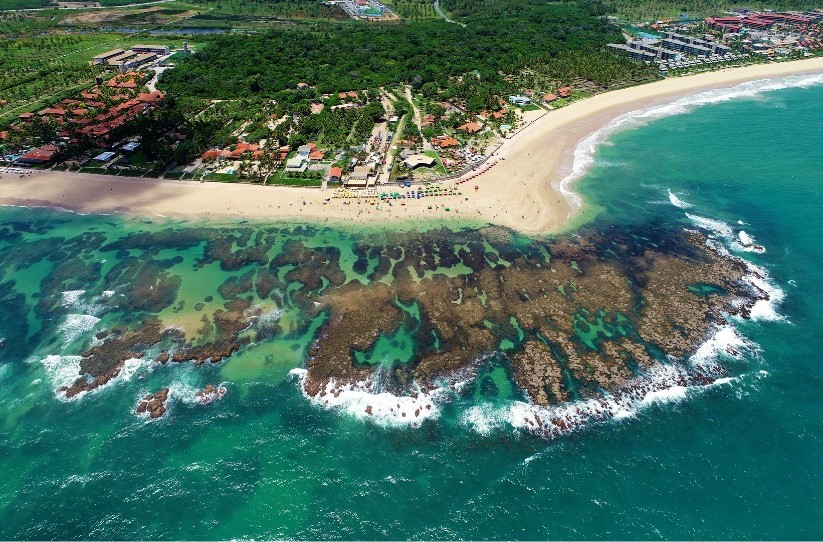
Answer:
1;76;822;539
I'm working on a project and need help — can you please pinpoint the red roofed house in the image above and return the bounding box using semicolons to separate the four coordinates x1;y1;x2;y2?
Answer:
542;94;558;103
328;166;343;182
558;86;572;98
309;150;325;161
457;122;482;134
39;108;66;117
18;144;59;164
136;90;164;104
202;149;221;160
432;136;460;148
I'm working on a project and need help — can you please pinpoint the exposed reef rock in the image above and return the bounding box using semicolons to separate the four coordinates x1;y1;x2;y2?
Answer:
33;220;766;415
196;384;227;405
136;388;170;419
302;229;764;408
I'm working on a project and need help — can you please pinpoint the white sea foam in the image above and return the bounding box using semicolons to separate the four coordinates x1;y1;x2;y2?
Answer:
505;362;724;438
35;354;83;396
686;213;766;254
738;230;754;246
667;189;693;209
290;368;446;427
60;290;86;308
57;314;101;348
742;266;785;322
460;404;510;436
558;73;823;210
690;325;750;366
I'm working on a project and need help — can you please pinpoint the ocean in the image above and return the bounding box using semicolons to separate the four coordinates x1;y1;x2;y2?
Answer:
0;73;821;539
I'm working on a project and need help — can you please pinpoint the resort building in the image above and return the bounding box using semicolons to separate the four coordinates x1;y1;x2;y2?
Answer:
17;144;59;165
508;95;532;106
92;49;126;65
347;164;375;187
608;43;656;61
403;154;436;169
130;44;170;55
286;155;308;171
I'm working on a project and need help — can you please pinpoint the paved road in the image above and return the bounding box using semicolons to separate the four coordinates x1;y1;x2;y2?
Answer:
433;0;464;26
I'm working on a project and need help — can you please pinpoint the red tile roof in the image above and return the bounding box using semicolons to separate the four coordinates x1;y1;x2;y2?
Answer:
20;144;59;163
39;108;66;116
458;122;482;134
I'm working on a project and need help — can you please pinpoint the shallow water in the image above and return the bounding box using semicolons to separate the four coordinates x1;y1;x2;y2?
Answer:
0;76;821;539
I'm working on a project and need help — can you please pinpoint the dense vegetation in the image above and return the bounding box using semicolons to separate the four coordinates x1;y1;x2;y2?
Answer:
159;0;627;98
602;0;823;21
186;0;347;21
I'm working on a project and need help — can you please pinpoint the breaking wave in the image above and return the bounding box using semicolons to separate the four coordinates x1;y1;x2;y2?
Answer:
58;314;101;348
289;368;446;428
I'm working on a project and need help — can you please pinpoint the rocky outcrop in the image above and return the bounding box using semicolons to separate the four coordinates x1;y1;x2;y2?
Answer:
136;388;170;419
195;384;226;405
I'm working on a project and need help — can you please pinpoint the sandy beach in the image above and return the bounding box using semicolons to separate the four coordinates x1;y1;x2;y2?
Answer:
2;57;822;233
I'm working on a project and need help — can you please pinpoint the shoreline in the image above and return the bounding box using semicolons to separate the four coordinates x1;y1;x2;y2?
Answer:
1;57;822;233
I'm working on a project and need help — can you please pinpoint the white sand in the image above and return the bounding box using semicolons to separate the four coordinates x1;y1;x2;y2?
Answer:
1;57;821;233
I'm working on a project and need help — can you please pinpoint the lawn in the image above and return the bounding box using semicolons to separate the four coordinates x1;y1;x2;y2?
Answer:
267;175;323;187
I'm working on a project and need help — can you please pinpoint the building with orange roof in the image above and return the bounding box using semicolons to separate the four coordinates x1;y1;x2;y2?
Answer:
18;144;59;164
309;150;325;161
328;166;343;182
39;108;66;117
457;122;482;134
432;136;460;148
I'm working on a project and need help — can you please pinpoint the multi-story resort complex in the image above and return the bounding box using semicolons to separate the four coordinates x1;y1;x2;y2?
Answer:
327;0;396;21
92;45;172;73
609;10;822;72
